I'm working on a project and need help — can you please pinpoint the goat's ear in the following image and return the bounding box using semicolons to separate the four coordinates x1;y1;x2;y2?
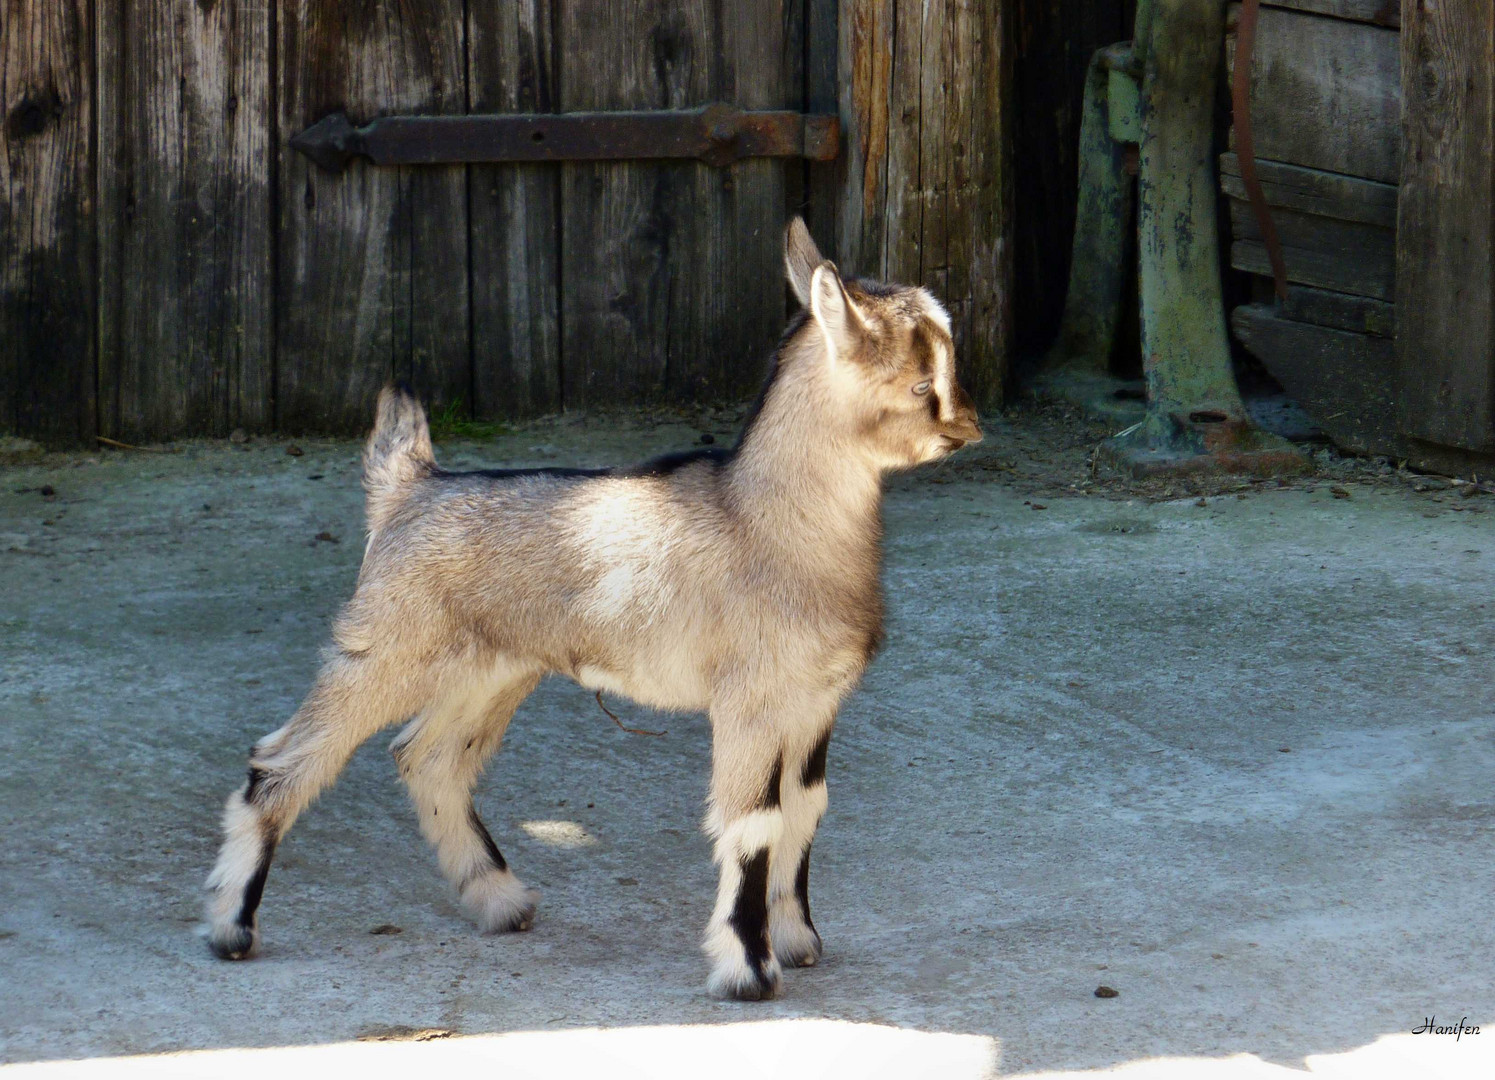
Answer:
784;217;823;307
809;261;865;363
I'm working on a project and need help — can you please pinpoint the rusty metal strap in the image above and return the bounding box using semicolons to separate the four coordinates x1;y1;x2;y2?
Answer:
1231;0;1288;302
292;103;840;173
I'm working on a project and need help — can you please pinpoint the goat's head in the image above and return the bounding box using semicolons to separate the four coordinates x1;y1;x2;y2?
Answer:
783;218;982;470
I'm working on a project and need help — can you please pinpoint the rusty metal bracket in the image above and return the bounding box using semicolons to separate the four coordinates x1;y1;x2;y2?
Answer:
291;103;839;173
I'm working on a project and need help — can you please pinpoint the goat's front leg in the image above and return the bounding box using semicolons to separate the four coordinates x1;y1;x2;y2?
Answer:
702;699;786;1000
768;723;833;968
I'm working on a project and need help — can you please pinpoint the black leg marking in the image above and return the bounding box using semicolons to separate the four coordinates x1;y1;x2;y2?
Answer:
211;833;276;960
756;756;784;811
801;732;830;787
468;804;508;872
794;845;816;933
728;849;773;989
244;766;267;804
237;835;276;930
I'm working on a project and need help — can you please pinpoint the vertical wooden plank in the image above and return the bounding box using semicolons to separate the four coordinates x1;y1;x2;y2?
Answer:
97;0;272;441
940;0;1011;408
468;0;561;419
1;0;95;445
558;0;797;409
1397;0;1495;452
881;0;923;283
802;0;839;252
837;0;894;277
837;0;1010;406
691;0;801;393
277;0;468;432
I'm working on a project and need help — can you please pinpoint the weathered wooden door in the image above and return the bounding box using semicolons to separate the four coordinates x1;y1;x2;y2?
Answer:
277;0;806;431
1;0;1009;443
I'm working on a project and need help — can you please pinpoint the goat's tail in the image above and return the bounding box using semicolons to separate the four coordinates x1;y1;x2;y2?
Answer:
363;382;436;533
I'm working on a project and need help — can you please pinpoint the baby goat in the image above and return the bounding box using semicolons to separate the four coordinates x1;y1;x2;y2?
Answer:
204;218;981;999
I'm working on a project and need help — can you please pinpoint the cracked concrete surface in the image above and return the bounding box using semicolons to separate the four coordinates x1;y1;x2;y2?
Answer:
1;414;1491;1077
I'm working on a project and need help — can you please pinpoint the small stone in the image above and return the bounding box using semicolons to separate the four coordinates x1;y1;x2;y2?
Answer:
616;877;638;886
1095;985;1119;998
1330;486;1351;499
39;485;55;497
286;445;304;457
369;924;403;935
699;432;715;445
229;428;249;444
315;531;339;544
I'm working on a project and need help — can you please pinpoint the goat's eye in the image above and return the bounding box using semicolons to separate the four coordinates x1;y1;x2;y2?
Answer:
912;381;932;395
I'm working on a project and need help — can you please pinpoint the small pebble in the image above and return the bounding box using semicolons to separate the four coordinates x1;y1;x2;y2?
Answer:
1095;985;1119;999
286;445;304;457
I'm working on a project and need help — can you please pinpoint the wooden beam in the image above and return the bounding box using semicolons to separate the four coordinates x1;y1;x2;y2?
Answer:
1219;154;1396;228
1228;6;1401;184
1232;303;1398;454
1228;204;1394;300
1262;0;1399;28
1397;0;1495;452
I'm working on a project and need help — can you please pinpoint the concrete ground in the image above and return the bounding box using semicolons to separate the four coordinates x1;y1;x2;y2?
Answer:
1;411;1492;1078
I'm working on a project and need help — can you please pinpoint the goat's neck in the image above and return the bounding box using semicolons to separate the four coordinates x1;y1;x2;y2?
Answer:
726;356;884;561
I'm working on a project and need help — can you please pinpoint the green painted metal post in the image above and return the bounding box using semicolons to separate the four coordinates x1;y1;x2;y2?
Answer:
1099;0;1303;475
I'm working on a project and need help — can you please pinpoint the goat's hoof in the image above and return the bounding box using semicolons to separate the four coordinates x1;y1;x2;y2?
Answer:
718;974;779;1001
207;924;257;961
708;962;781;1002
462;871;540;934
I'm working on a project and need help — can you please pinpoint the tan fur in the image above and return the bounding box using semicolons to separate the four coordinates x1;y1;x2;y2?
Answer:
204;219;981;998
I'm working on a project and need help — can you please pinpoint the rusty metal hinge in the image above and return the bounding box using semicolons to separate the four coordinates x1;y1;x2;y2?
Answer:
292;103;839;173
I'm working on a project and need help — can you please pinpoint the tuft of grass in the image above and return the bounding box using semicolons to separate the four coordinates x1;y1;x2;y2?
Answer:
427;399;513;442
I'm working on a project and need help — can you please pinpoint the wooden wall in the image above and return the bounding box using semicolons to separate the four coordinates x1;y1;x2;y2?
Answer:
0;0;1014;446
1226;0;1495;469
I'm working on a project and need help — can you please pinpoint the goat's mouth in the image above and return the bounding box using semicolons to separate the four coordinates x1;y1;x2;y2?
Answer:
940;435;967;451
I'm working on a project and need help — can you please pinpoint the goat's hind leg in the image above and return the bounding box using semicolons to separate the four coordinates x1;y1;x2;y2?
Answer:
205;650;429;959
391;668;542;933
